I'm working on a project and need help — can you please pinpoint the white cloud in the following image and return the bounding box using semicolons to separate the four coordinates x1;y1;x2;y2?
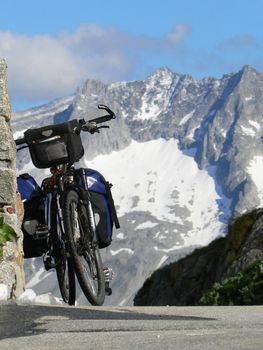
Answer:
166;24;191;46
0;31;82;101
0;24;190;104
217;35;258;50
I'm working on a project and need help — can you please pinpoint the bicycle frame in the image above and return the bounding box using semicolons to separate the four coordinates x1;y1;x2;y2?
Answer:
15;104;117;305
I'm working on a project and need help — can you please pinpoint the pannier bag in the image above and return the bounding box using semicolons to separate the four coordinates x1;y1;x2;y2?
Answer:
77;168;120;249
17;174;48;258
24;119;84;169
17;173;42;201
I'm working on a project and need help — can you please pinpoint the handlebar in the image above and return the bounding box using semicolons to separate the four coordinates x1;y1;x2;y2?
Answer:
14;104;116;146
86;104;116;124
98;104;115;116
15;137;26;146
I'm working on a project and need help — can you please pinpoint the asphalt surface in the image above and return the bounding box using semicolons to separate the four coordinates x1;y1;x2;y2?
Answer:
0;302;262;349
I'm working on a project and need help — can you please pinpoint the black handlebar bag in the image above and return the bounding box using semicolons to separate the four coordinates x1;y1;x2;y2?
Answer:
24;119;84;169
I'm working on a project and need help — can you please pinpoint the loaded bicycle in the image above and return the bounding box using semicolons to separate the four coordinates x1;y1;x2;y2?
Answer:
15;105;120;306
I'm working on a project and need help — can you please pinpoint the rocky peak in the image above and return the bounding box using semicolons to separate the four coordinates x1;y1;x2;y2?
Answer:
80;79;107;96
240;64;259;76
147;67;176;86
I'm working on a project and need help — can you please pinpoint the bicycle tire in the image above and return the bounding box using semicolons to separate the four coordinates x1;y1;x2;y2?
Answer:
51;213;76;306
55;255;76;305
62;189;105;305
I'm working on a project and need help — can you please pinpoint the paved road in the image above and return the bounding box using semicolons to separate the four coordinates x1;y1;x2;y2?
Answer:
0;302;262;349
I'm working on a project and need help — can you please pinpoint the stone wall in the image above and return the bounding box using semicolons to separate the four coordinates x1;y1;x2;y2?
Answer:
0;58;25;299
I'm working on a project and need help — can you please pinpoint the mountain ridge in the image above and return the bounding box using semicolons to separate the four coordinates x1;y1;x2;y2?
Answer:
11;64;263;306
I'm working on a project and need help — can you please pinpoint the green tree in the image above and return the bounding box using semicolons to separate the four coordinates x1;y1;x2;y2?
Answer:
199;261;263;305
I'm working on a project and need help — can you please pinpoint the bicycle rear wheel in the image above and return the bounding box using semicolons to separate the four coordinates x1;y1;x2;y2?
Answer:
52;215;76;306
55;255;76;305
62;189;105;306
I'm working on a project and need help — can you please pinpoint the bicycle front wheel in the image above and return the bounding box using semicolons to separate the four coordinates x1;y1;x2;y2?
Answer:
62;189;105;306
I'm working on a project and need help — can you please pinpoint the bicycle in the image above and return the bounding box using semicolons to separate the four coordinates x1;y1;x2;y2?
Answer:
15;105;118;306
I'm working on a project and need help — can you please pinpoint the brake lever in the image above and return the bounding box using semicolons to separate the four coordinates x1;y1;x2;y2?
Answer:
97;125;110;130
90;125;110;134
81;121;110;134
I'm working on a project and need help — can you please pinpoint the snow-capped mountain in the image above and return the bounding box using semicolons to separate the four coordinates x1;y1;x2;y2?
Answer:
12;65;263;305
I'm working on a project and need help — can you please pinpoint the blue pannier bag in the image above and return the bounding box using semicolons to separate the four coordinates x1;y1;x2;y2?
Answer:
17;173;47;258
77;168;120;249
17;173;42;201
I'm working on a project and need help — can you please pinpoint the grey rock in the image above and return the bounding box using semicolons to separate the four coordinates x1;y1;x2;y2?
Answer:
0;168;17;206
0;59;8;118
0;260;16;296
0;117;16;167
0;57;25;300
134;208;263;306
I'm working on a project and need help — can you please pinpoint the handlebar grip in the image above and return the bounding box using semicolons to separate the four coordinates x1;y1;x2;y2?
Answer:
98;104;116;119
15;137;26;145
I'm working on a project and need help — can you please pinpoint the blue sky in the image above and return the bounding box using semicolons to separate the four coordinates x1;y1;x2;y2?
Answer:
0;0;262;111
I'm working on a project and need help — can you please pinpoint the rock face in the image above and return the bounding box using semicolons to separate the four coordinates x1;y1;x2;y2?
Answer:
12;65;263;217
11;64;263;306
0;58;25;299
134;209;263;306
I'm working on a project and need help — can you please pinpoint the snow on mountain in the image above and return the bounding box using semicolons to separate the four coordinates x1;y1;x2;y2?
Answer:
84;138;230;305
247;156;263;206
11;64;263;306
21;138;231;307
13;95;74;126
87;138;231;246
131;68;178;120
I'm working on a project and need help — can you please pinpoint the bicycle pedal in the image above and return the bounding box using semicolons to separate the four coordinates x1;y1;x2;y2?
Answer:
103;267;114;283
104;267;114;296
